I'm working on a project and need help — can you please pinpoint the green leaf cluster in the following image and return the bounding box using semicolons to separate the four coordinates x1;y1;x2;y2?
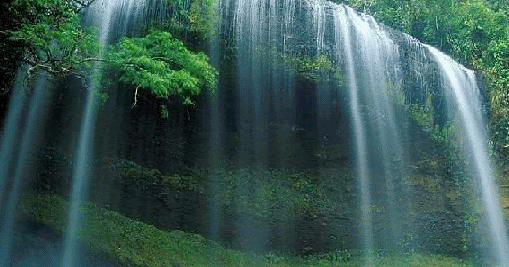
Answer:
8;0;99;79
107;29;217;105
446;1;508;63
188;0;218;37
7;0;218;110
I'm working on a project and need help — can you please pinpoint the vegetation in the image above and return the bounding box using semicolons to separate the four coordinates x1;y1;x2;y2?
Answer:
283;53;344;86
19;192;472;267
34;153;469;257
107;29;217;105
99;158;355;219
7;0;99;80
5;0;218;110
163;0;218;46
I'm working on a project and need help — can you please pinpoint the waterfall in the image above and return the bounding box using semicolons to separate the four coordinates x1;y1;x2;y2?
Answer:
0;66;30;207
427;45;509;266
335;6;373;262
215;0;508;263
61;1;150;266
0;0;506;265
0;72;53;266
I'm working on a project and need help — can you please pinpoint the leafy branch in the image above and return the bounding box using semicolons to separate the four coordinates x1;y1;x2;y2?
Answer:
8;0;101;82
107;29;217;105
7;0;218;112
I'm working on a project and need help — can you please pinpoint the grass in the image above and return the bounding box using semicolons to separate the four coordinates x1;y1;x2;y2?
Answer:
17;192;472;267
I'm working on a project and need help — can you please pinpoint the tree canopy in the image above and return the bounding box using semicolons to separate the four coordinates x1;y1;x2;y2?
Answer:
107;29;217;105
8;0;99;80
6;0;218;109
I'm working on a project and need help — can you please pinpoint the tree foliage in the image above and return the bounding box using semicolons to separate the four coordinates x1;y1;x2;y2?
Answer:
107;29;217;105
6;0;218;110
7;0;99;80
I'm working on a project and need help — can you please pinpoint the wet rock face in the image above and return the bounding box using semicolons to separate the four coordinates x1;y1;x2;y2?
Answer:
92;176;466;257
30;148;470;257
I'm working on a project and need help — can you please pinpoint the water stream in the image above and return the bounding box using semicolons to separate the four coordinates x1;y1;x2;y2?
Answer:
62;1;148;266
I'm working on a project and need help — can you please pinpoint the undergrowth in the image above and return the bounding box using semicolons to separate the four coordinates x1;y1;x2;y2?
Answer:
18;193;471;267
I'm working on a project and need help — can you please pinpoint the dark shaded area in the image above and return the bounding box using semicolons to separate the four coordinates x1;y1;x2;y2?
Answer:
0;0;23;121
10;219;138;267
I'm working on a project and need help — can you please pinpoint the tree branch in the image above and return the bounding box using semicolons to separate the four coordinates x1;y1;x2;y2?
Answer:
132;86;140;108
72;57;109;65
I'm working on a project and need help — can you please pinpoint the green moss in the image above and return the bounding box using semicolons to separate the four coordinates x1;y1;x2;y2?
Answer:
107;159;352;218
19;193;261;266
18;192;472;267
283;53;344;86
109;159;206;193
209;168;356;220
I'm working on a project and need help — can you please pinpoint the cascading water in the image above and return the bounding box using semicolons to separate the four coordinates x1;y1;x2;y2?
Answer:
0;73;53;267
427;45;509;266
335;6;373;262
0;66;30;207
213;0;508;264
61;1;149;266
335;4;411;260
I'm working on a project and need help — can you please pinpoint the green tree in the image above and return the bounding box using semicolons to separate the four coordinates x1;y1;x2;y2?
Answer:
447;1;507;64
106;29;217;106
7;0;100;80
6;0;218;111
